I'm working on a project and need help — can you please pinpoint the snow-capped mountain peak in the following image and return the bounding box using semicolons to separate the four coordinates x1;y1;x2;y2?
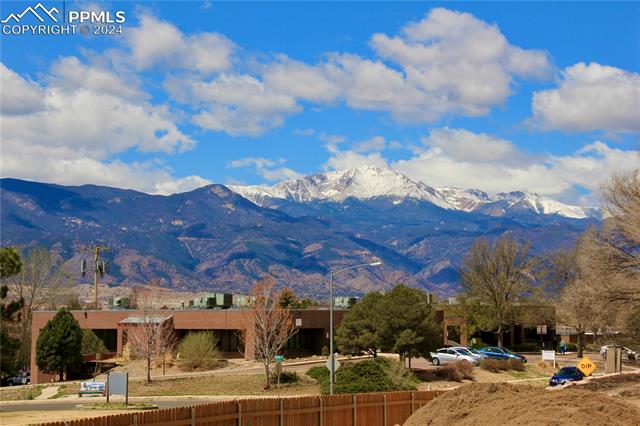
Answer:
229;166;596;219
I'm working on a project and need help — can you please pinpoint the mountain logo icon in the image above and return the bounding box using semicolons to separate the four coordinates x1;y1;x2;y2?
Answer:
1;2;60;24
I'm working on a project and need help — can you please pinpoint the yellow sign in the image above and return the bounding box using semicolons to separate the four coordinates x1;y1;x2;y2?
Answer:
577;356;596;376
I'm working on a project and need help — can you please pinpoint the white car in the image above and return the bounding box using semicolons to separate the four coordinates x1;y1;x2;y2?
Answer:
430;347;479;366
600;344;637;361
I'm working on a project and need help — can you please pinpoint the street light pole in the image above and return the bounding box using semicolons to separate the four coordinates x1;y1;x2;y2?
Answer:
329;261;382;395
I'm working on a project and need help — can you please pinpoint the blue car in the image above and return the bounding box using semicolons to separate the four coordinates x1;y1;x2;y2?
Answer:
549;366;584;386
478;346;527;363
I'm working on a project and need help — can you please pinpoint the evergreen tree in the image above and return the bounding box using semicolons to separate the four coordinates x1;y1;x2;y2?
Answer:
81;329;107;356
36;308;83;381
0;247;23;376
335;292;384;356
377;284;441;368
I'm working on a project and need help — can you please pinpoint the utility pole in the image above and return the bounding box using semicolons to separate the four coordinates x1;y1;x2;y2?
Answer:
82;245;109;310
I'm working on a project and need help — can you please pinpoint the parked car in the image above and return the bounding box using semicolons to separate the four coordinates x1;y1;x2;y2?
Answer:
600;344;637;361
478;346;527;363
4;373;29;386
466;347;488;362
549;366;584;386
430;347;479;366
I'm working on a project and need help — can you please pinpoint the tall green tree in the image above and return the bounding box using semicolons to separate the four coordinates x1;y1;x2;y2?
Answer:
377;285;441;367
0;247;23;376
459;236;535;347
335;292;384;357
36;308;83;381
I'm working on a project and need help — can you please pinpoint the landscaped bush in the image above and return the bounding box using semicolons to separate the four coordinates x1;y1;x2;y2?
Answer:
306;366;329;381
507;358;525;371
176;331;220;371
413;361;475;382
565;343;578;352
307;357;417;394
270;370;299;384
470;341;488;349
480;358;525;372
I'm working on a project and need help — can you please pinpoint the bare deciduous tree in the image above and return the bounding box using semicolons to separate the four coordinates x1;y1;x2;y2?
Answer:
5;247;71;366
248;276;296;389
126;282;176;383
459;236;536;347
582;169;640;309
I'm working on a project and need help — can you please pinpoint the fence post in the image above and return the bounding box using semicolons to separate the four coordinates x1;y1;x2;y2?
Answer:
133;413;138;426
383;394;387;426
410;392;415;414
319;397;323;426
280;399;284;426
191;406;196;426
237;401;242;426
352;395;357;426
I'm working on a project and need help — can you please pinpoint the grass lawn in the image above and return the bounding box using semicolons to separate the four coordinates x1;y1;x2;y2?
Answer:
0;385;43;401
128;373;320;397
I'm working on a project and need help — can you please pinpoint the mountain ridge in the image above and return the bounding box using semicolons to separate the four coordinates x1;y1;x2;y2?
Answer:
229;165;597;220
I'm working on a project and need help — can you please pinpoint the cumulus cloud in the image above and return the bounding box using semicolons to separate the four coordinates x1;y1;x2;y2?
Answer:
0;62;206;194
166;73;300;136
228;157;302;181
0;64;46;115
531;62;640;133
128;14;235;73
391;128;639;200
257;8;552;126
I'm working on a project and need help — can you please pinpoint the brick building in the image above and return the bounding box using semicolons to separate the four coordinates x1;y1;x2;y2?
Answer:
30;307;347;384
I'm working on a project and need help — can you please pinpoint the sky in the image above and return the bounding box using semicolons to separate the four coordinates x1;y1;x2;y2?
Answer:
1;1;638;206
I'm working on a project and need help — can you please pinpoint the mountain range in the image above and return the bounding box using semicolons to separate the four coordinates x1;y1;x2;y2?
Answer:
0;166;597;298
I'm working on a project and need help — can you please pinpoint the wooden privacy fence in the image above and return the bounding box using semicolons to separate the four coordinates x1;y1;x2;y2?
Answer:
39;390;446;426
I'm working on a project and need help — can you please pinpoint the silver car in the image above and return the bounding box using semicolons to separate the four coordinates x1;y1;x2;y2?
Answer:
430;347;479;366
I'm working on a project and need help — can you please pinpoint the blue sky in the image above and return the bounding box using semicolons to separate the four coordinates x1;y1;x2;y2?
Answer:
1;1;638;205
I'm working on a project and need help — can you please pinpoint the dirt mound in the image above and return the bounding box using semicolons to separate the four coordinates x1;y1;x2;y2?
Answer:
404;382;640;426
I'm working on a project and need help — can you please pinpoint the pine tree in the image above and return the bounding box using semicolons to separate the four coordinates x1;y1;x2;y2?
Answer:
1;247;23;376
335;292;384;357
36;308;83;381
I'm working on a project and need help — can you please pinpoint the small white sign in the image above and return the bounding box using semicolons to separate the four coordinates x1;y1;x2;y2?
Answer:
325;355;340;371
295;318;302;327
542;350;556;367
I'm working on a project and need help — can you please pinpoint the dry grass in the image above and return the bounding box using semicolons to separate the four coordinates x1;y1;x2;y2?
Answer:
128;373;320;397
0;385;43;401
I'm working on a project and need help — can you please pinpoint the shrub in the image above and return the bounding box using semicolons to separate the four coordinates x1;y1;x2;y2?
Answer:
177;331;220;371
565;343;578;352
480;359;508;372
386;359;419;390
471;341;488;349
307;358;417;394
507;358;525;371
321;346;329;356
481;358;525;372
306;366;329;382
271;370;299;384
414;361;475;382
536;360;549;368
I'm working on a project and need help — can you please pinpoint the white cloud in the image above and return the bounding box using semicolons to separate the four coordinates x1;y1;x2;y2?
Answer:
128;14;235;74
167;73;300;136
262;56;342;103
392;128;639;200
228;157;302;181
531;62;640;133
0;63;205;195
0;64;45;115
368;8;551;118
353;136;386;153
48;56;146;100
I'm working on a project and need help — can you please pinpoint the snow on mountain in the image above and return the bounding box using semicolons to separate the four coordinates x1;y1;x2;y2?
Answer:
229;165;595;219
